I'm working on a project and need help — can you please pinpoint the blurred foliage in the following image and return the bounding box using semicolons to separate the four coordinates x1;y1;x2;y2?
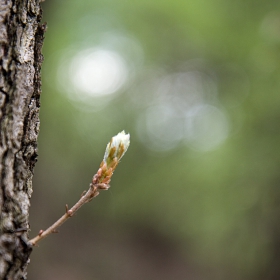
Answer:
29;0;280;279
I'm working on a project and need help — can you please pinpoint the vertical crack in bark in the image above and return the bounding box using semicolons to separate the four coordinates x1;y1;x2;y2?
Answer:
0;0;45;279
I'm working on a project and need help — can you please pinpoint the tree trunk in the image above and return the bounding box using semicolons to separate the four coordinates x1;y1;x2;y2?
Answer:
0;0;44;279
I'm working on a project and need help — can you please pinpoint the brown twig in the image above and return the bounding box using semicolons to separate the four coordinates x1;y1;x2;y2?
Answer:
29;183;109;246
29;131;130;246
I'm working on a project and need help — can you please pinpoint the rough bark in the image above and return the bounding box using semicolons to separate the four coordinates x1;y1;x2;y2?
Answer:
0;0;45;279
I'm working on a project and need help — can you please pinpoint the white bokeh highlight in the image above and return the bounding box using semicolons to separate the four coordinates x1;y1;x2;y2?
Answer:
70;48;128;98
135;69;230;152
137;104;184;152
185;104;229;151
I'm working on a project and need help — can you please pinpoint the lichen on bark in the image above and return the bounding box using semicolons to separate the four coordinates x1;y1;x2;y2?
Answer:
0;0;45;279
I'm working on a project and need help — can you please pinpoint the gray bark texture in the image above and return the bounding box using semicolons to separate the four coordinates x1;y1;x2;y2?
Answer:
0;0;45;279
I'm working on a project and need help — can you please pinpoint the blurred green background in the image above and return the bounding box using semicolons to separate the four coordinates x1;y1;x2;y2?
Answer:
29;0;280;279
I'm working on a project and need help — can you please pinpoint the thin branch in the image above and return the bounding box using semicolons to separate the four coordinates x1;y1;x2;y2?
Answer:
29;131;130;246
29;183;109;246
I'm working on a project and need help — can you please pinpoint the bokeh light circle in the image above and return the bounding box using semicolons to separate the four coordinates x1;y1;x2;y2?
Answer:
185;104;229;151
69;48;128;97
137;104;184;152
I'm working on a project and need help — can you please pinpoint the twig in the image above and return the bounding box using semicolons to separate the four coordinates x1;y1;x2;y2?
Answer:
29;131;130;246
29;183;109;246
